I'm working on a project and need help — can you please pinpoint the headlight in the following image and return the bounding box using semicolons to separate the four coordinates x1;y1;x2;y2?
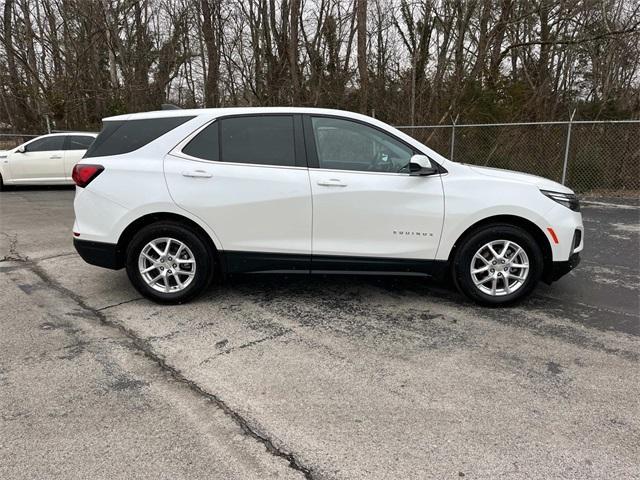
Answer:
540;190;580;212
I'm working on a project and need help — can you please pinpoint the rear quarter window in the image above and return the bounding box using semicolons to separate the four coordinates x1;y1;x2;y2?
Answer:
182;121;219;161
84;116;194;158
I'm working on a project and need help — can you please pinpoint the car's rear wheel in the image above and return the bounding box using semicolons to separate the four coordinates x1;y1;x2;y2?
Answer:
126;221;214;304
452;224;543;306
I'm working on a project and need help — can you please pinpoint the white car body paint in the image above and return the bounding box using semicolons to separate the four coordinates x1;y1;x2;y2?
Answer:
434;162;582;262
72;107;583;298
308;168;444;258
0;133;97;185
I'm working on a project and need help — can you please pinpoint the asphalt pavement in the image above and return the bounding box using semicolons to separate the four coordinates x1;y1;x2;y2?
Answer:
1;187;638;479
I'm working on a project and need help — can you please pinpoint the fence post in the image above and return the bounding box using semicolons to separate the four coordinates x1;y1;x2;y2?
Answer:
561;109;576;185
450;114;459;161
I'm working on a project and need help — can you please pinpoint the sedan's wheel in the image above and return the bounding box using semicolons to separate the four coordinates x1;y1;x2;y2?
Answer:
453;224;543;306
126;222;213;304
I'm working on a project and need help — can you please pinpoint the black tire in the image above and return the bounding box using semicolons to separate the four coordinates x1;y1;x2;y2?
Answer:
452;224;544;306
125;221;214;304
0;173;4;191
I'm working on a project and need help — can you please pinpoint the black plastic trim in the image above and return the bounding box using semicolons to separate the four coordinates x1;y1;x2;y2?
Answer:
312;254;448;278
222;250;447;278
573;229;582;251
302;114;319;168
225;251;311;273
293;114;308;168
545;252;581;283
76;242;450;280
74;238;123;270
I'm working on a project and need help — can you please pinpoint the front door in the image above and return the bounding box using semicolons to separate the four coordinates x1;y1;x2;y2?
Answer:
305;115;445;271
164;114;312;272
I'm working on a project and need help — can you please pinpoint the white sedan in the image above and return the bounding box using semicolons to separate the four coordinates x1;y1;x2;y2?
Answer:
0;132;97;188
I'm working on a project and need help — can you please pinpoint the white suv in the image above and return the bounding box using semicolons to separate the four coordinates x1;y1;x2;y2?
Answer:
72;108;583;306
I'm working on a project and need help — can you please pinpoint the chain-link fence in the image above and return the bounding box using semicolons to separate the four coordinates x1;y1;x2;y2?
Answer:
397;120;640;194
3;120;639;194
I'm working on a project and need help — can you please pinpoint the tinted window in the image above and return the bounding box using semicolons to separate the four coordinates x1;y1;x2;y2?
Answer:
220;116;295;167
311;117;413;173
25;136;64;152
65;135;95;150
84;116;194;158
182;121;219;161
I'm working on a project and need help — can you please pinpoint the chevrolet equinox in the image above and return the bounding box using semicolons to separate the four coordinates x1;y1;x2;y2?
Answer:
72;108;583;305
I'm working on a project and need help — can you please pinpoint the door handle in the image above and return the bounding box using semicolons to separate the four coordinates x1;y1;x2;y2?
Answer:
181;170;212;178
49;155;62;159
317;179;347;187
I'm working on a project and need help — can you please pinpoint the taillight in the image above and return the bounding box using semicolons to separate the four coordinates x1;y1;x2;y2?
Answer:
72;164;104;188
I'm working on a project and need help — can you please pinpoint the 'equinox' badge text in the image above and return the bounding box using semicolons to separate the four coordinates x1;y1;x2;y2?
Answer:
393;230;434;237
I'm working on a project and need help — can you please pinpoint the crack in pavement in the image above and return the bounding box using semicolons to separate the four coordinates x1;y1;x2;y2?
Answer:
200;328;295;365
0;232;28;263
25;261;315;480
38;251;78;262
97;297;145;311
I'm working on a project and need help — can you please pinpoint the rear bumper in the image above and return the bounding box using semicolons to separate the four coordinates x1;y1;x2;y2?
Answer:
74;238;123;270
545;252;581;283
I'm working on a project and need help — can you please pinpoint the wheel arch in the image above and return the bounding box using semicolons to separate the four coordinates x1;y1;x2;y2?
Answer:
447;214;553;280
116;212;220;271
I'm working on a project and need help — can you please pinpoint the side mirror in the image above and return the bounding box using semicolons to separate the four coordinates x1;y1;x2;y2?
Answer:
16;145;26;153
409;154;438;176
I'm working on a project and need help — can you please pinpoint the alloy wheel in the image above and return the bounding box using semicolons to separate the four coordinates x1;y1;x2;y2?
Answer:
470;239;529;297
138;237;196;293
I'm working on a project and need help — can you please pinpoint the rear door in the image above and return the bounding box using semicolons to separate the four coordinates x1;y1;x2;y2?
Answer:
305;115;445;271
164;114;312;272
9;135;65;182
63;135;95;179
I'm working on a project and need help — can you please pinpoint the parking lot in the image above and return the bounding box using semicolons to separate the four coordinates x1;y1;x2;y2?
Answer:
1;187;638;479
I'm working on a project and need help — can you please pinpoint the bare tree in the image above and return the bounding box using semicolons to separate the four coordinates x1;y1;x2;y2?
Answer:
0;0;637;133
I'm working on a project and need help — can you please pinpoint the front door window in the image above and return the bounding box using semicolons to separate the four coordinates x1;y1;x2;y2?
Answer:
311;117;413;173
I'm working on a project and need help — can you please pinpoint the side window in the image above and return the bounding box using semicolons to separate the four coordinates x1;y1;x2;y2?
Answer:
311;117;413;173
65;135;95;150
220;116;295;167
182;121;219;161
24;136;64;152
84;116;194;158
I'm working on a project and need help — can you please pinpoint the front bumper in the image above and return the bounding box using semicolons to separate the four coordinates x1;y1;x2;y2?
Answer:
74;238;123;270
545;252;581;283
544;203;583;261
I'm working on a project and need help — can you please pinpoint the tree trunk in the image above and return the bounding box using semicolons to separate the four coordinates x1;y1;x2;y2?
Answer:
356;0;367;114
289;0;301;104
201;0;220;107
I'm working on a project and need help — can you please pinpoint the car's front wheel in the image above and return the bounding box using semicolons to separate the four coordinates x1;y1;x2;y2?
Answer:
452;224;544;306
126;222;214;304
